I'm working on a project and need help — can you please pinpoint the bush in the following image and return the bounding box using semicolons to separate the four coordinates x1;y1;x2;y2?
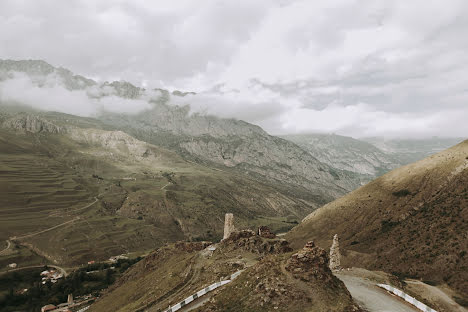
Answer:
392;189;412;197
454;296;468;307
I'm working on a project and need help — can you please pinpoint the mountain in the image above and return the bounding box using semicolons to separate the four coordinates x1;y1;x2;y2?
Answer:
364;137;464;164
287;140;468;296
281;133;399;178
0;59;365;206
0;111;318;266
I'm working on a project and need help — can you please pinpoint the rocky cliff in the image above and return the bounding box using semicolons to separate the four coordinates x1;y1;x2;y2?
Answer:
282;133;399;178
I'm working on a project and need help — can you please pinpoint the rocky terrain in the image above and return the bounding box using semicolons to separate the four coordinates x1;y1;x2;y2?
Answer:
282;133;399;179
287;140;468;298
90;232;361;312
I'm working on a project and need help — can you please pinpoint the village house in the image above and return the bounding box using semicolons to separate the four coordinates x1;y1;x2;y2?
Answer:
40;269;63;284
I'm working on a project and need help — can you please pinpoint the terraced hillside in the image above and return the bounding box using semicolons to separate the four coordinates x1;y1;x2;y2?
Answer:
0;111;319;267
287;140;468;297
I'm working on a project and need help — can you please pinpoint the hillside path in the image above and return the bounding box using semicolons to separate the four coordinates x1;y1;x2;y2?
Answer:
11;217;80;240
0;240;11;255
0;264;68;276
336;273;418;312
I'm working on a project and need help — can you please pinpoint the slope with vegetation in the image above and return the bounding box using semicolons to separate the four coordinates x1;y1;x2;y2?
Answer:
287;140;468;298
0;110;318;266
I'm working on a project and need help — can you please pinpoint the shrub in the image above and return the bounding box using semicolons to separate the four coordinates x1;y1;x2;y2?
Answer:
392;189;412;197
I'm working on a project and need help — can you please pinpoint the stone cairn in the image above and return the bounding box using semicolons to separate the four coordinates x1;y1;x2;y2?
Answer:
223;213;235;240
285;241;333;282
329;234;341;270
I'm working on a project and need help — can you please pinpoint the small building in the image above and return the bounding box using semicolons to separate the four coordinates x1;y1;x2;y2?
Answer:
109;255;128;263
87;260;95;265
8;263;17;268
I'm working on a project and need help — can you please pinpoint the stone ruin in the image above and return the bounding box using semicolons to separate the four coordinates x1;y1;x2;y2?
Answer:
223;213;235;240
222;229;292;254
257;226;276;239
329;234;341;270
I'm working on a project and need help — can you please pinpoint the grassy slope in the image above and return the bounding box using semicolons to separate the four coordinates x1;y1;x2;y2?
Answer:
287;140;468;296
0;112;318;267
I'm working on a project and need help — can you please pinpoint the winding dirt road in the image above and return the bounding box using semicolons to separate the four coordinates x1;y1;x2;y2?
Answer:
0;264;68;276
11;217;80;241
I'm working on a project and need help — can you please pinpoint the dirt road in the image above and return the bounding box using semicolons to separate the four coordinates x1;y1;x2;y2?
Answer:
0;264;68;276
336;273;418;312
0;240;11;255
11;217;80;240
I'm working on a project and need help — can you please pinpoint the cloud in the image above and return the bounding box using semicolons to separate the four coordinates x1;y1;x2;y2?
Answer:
0;72;154;116
1;0;467;138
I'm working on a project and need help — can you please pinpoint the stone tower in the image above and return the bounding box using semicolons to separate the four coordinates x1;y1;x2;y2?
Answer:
329;234;341;270
67;293;74;305
223;213;235;240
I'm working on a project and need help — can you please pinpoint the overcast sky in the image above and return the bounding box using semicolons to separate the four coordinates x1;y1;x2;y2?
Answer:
1;0;467;138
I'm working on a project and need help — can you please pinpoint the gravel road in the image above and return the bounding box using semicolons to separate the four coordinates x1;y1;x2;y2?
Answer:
336;274;418;312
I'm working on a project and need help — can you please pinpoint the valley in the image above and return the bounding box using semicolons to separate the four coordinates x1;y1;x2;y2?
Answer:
0;111;319;269
0;59;466;312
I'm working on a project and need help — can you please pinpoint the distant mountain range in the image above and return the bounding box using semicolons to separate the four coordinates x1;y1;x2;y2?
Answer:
0;59;464;264
281;133;464;182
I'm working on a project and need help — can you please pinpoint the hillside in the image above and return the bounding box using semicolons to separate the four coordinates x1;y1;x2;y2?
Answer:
287;140;468;296
0;111;318;266
89;232;361;312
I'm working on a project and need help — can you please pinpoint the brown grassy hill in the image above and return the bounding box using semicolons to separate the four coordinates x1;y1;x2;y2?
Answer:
0;112;318;267
287;140;468;296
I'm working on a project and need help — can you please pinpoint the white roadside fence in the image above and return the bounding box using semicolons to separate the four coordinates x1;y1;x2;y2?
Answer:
163;271;242;312
377;284;438;312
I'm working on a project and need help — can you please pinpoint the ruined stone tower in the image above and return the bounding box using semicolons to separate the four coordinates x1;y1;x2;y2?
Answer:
329;234;341;270
223;213;235;240
67;293;74;305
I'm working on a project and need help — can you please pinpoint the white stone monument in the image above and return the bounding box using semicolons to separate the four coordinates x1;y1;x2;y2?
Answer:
223;213;235;240
329;234;341;270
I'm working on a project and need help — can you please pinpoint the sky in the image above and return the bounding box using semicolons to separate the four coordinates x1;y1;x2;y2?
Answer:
0;0;467;138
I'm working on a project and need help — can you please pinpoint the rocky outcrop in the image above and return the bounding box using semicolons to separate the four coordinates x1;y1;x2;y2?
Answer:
258;226;276;239
221;230;292;254
201;240;362;312
68;128;154;159
285;241;334;282
329;234;341;270
174;241;212;253
2;115;63;133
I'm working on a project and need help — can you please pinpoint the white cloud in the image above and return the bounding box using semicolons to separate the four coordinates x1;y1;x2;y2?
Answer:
0;72;153;116
1;0;467;138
